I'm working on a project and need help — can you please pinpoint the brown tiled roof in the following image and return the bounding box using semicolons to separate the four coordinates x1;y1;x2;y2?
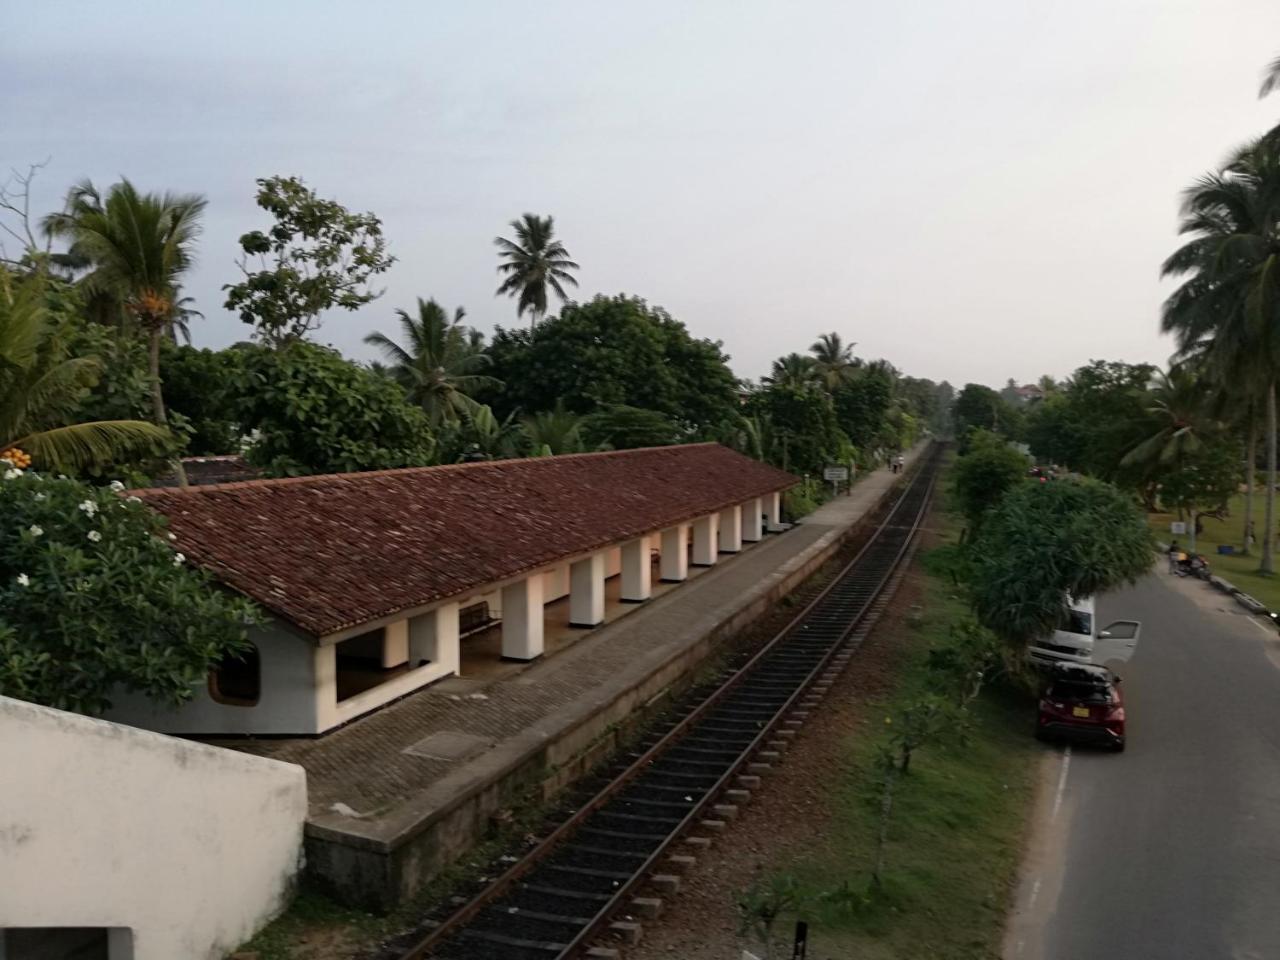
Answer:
134;444;797;638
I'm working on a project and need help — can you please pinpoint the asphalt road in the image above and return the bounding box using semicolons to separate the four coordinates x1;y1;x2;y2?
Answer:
1006;571;1280;960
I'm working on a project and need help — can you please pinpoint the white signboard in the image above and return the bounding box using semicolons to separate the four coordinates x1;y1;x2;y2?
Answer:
823;466;849;482
1170;521;1187;535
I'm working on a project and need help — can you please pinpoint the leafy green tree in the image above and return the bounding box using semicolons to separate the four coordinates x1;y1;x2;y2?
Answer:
160;345;245;455
1157;435;1241;551
833;367;893;450
809;332;859;389
950;429;1028;533
233;341;433;476
494;213;579;327
0;470;258;715
745;385;845;476
484;294;739;431
42;178;204;483
224;175;395;346
0;267;168;473
364;298;499;427
967;479;1153;653
951;384;1005;442
581;404;679;450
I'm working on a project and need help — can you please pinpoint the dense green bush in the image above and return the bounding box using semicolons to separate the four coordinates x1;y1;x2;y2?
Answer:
967;478;1153;651
233;341;435;476
0;468;258;714
950;429;1029;533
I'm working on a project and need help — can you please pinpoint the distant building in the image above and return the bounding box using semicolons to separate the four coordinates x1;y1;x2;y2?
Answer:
106;444;796;736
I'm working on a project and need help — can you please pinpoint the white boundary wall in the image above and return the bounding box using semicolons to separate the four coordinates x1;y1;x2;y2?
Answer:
0;696;306;960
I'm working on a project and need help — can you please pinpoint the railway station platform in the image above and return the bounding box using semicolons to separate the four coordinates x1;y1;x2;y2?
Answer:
224;443;931;909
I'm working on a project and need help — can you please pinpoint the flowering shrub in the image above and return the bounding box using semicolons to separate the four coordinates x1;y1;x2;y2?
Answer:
0;468;259;715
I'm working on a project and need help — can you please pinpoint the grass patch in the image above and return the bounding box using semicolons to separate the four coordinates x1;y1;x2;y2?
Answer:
1148;491;1280;608
749;515;1039;960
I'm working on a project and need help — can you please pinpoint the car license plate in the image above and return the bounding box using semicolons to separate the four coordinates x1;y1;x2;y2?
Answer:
1072;706;1090;718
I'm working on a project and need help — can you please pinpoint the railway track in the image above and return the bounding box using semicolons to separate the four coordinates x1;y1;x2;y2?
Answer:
400;444;943;960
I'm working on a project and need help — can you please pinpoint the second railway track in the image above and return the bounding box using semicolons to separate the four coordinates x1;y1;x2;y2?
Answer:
398;444;944;960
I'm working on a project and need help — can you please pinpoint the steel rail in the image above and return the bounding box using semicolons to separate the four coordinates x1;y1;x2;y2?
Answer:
399;444;942;960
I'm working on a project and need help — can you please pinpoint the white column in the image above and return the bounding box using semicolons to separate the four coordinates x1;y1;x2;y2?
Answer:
382;618;409;667
766;491;785;531
501;576;544;660
692;514;718;566
409;601;460;674
743;497;764;542
570;552;606;626
718;504;742;554
620;537;652;602
660;525;689;582
313;644;338;732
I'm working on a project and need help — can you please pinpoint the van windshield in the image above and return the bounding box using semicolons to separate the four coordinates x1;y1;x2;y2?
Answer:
1061;609;1092;636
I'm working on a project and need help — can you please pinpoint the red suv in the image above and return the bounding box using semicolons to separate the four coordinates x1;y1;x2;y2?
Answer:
1035;662;1126;752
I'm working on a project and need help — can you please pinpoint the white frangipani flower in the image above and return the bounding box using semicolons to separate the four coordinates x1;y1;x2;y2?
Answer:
126;496;141;504
167;532;177;541
109;480;126;492
28;525;43;537
78;500;97;516
87;530;102;543
3;469;21;480
172;552;186;566
33;492;45;502
16;573;29;587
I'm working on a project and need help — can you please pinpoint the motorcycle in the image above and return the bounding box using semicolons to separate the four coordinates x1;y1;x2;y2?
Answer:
1175;553;1211;581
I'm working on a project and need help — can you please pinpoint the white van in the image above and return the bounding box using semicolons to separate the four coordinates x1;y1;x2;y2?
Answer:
1027;596;1141;668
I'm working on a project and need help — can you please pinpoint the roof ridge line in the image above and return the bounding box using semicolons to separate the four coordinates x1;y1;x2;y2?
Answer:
128;442;723;496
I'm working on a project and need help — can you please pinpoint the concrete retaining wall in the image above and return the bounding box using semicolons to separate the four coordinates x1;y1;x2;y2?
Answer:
0;696;307;959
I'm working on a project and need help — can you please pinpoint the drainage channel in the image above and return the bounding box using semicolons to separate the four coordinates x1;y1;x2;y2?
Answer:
398;444;945;960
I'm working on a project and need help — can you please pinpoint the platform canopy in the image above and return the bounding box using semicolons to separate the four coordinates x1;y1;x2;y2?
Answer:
135;443;798;638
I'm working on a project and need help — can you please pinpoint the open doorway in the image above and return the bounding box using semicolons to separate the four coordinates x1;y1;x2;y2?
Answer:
334;627;411;702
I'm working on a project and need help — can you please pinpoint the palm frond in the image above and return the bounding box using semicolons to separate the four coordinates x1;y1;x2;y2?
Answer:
12;420;170;473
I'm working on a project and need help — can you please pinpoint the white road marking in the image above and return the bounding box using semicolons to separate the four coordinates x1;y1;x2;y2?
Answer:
1248;617;1274;637
1050;746;1071;823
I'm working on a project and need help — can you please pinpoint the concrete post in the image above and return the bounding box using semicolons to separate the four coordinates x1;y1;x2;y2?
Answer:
766;491;785;531
501;575;544;660
382;618;409;667
743;497;764;542
570;552;606;627
718;504;743;554
409;601;460;674
620;537;651;602
660;525;689;582
692;514;718;566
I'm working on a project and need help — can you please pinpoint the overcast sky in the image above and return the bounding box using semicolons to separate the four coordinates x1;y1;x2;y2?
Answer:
6;1;1280;388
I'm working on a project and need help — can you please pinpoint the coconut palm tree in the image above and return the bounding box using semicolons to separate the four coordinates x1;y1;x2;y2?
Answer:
0;267;168;472
1120;366;1211;472
166;291;202;345
763;353;820;391
494;214;579;327
1162;137;1280;572
364;298;501;426
809;332;859;389
43;179;205;485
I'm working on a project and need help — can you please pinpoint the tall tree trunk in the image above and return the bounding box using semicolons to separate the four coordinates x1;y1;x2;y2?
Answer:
1263;381;1276;575
1244;409;1257;555
148;326;188;488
